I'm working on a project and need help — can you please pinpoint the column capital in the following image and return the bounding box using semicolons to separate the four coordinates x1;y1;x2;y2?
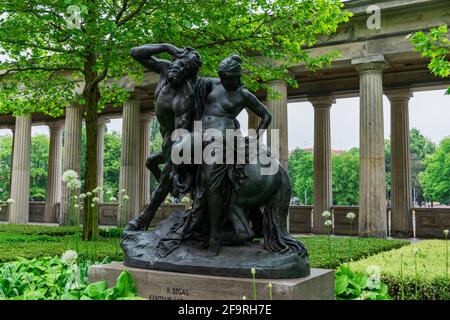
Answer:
385;89;413;102
309;96;336;109
268;79;287;86
97;117;111;127
140;112;155;122
352;55;389;73
46;120;65;130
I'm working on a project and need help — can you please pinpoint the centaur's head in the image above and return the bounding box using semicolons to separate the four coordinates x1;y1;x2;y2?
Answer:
167;47;201;86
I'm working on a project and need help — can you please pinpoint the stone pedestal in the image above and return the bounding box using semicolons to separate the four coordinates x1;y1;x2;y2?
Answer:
89;262;335;300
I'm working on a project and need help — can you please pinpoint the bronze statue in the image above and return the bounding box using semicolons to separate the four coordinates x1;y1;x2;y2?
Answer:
121;44;309;279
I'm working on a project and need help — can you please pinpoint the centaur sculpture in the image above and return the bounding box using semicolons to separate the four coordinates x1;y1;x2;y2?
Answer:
121;43;309;278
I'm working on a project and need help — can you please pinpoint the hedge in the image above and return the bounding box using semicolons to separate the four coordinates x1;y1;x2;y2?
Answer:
0;224;409;269
350;240;450;300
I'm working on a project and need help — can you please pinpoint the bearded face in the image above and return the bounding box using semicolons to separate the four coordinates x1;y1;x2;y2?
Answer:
167;59;188;86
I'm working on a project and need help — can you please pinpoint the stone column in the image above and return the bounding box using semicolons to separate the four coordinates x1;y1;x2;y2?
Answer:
387;89;413;237
97;117;110;202
9;115;32;224
118;100;140;226
44;121;64;223
267;81;289;169
353;57;388;237
139;113;153;209
61;105;83;225
247;108;261;131
310;96;335;233
6;124;15;198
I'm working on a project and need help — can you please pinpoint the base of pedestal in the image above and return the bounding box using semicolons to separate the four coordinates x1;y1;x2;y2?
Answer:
88;262;335;300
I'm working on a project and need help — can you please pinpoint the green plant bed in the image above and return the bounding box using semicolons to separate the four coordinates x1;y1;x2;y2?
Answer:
0;236;123;263
0;224;81;236
349;240;450;300
298;236;409;269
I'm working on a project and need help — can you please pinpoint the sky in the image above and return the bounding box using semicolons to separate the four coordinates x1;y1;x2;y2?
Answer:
2;89;448;151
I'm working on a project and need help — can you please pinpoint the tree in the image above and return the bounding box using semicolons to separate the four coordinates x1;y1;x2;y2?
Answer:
409;25;450;94
29;134;50;201
420;137;450;205
288;149;313;205
103;129;121;199
409;128;436;206
0;135;12;201
0;0;350;239
332;148;359;206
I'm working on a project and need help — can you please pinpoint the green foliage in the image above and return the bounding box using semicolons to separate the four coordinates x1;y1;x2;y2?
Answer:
420;137;450;204
103;130;122;199
335;266;391;300
30;134;50;201
350;240;450;300
0;135;12;200
409;25;450;94
288;149;313;205
332;148;359;205
410;128;436;205
299;236;408;269
0;255;142;300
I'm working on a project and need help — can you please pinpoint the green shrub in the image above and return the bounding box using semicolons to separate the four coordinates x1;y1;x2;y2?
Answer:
298;236;408;269
350;240;450;300
0;255;142;300
335;265;391;300
0;224;81;236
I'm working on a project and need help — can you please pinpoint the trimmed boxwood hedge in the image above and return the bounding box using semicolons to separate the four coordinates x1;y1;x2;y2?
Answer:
350;240;450;300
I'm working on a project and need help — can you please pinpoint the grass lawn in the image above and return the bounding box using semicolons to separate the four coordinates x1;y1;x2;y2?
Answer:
0;224;409;269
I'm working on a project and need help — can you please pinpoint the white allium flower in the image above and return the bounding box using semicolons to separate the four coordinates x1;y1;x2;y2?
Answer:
6;198;14;204
62;170;79;182
324;219;332;227
322;211;331;218
67;179;81;190
0;188;3;192
91;203;95;208
366;275;381;290
61;250;78;265
366;265;381;276
268;283;272;289
109;197;117;202
120;189;127;194
93;186;103;193
79;193;87;199
251;268;256;275
92;197;100;203
346;212;356;220
444;229;449;236
106;190;112;194
86;192;92;197
122;195;129;201
242;296;247;300
74;204;79;209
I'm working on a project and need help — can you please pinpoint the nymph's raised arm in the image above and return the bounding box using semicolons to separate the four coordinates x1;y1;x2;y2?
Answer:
244;92;272;138
130;43;182;74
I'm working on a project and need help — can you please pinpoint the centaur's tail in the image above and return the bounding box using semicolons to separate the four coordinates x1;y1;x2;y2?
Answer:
262;165;308;258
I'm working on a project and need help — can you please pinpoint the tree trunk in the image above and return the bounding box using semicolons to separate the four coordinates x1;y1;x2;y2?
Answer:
82;83;100;240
